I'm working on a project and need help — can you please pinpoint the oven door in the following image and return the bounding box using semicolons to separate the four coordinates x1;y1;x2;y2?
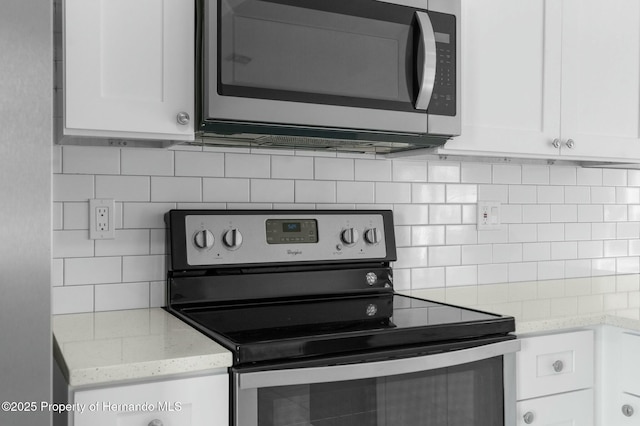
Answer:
234;339;520;426
205;0;458;135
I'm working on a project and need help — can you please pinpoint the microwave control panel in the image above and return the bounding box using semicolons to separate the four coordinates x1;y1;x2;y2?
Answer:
428;11;457;117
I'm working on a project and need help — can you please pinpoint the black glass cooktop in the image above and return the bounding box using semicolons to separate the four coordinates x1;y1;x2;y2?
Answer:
173;293;515;365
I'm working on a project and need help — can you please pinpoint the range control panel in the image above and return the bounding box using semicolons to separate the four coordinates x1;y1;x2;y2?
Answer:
181;211;391;267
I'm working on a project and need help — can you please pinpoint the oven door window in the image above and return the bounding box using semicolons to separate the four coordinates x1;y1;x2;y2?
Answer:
218;0;422;112
240;357;504;426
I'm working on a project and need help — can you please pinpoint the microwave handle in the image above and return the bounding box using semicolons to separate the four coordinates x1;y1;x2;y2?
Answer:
415;11;437;110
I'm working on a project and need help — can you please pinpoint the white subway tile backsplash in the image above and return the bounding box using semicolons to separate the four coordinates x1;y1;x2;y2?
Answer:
355;159;391;182
412;225;444;246
577;168;602;186
592;187;616;204
272;155;314;180
446;184;477;203
392;160;427;182
412;183;445;203
225;153;270;178
509;185;536;204
121;149;173;176
63;146;120;175
565;223;591;241
337;182;375;204
94;282;150;312
429;205;461;224
603;169;627;186
65;257;122;285
478;184;508;203
52;285;94;314
62;202;88;232
151;177;201;202
375;182;411;204
96;176;150;201
296;180;336;203
53;230;93;258
493;164;521;184
522;165;549;185
203;178;249;202
53;174;94;201
549;167;577;186
565;186;590;204
315;158;353;181
461;163;491;184
251;179;294;203
393;204;429;225
52;145;640;315
95;230;150;257
428;161;460;183
123;202;176;229
122;255;165;282
537;186;564;204
428;245;461;267
446;225;478;245
175;151;224;177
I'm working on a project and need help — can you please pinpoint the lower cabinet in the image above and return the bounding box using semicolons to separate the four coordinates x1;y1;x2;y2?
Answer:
72;374;228;426
516;389;594;426
516;329;595;426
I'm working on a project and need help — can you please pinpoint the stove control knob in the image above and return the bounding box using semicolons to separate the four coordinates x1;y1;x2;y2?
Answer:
340;228;359;246
222;228;243;250
364;228;383;245
193;229;214;249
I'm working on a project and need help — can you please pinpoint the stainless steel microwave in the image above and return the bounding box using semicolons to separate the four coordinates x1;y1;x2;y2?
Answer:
200;0;461;153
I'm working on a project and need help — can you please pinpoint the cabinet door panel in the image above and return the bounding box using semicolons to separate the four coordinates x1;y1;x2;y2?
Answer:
441;0;561;157
64;0;194;140
560;0;640;160
516;389;593;426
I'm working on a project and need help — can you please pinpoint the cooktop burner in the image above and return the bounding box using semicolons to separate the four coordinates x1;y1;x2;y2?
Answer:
164;210;515;366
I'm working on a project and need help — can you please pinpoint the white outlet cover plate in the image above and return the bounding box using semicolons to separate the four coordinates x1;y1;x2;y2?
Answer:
89;198;115;240
477;201;501;231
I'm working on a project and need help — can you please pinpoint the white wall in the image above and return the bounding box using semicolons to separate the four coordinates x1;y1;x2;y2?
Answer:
0;1;52;425
53;145;640;321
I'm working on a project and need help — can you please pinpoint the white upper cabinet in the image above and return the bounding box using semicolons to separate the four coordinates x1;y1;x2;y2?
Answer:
63;0;195;141
441;0;640;162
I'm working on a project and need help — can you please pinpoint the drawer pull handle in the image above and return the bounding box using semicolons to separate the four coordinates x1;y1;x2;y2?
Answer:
148;420;164;426
622;405;635;417
552;360;564;372
523;411;535;424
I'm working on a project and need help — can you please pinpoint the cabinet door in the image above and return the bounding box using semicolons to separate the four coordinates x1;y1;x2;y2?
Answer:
440;0;561;158
73;374;228;426
559;0;640;161
64;0;194;141
516;389;593;426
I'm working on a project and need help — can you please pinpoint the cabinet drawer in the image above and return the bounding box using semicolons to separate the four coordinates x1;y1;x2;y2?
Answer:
73;374;228;426
613;392;640;424
516;389;593;426
517;329;594;400
619;332;640;395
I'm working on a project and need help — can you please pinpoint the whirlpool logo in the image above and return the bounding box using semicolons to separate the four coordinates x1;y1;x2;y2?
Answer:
287;249;303;256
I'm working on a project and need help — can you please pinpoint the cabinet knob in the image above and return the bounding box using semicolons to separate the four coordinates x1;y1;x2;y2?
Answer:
565;139;575;149
523;411;534;424
552;138;561;148
622;404;635;417
176;111;190;125
148;420;164;426
552;360;564;372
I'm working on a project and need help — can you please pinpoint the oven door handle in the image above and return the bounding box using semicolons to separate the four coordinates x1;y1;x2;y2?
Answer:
415;11;437;111
237;339;521;390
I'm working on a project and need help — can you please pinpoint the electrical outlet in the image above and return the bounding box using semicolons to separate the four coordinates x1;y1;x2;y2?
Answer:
477;201;501;231
89;199;115;240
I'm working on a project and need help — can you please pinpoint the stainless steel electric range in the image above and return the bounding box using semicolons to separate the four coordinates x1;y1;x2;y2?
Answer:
165;210;520;426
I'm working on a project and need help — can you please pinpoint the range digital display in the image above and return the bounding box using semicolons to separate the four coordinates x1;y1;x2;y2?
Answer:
266;219;318;244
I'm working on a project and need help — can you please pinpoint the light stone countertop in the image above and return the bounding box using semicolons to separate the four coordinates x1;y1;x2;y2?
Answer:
53;308;232;387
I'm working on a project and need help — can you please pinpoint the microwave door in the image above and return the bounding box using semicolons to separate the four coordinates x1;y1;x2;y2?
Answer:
415;11;437;111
